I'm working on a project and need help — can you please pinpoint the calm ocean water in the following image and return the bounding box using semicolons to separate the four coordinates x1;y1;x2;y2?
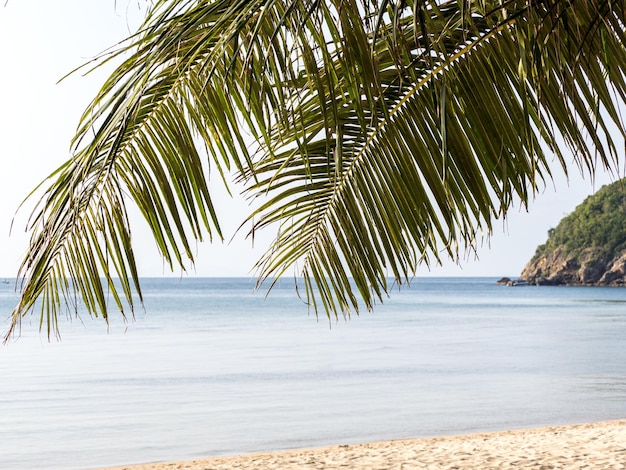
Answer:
1;277;626;469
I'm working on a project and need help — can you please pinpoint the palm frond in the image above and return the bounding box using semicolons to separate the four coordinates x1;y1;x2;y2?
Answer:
6;0;310;339
7;0;626;339
246;0;626;317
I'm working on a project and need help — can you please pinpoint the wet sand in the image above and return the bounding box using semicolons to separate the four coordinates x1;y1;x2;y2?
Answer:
103;419;626;469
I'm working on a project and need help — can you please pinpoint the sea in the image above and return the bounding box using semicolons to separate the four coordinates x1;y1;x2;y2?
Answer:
1;277;626;469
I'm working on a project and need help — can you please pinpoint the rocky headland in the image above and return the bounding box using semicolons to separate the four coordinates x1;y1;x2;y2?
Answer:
520;246;626;286
519;179;626;286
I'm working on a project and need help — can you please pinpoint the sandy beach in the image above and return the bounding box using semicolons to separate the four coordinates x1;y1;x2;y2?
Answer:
103;420;626;469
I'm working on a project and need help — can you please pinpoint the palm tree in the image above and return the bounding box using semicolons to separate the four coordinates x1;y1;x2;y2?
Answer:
6;0;626;340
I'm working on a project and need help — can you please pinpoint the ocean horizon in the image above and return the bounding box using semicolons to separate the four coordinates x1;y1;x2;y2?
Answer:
2;277;626;469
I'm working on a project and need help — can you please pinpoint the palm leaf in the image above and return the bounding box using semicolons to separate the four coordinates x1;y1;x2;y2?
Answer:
246;0;626;317
7;0;626;339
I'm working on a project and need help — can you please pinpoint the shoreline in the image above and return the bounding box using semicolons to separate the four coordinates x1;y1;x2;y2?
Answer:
102;419;626;469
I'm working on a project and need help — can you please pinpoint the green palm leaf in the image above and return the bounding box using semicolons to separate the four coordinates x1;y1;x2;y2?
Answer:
6;0;626;340
247;0;626;316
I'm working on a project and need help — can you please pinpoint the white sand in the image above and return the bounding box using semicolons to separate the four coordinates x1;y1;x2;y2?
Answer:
102;420;626;469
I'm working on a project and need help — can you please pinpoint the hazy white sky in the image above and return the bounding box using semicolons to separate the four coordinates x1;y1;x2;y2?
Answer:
0;2;620;280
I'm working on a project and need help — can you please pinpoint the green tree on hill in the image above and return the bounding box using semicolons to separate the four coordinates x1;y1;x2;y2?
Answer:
533;180;626;262
6;1;626;339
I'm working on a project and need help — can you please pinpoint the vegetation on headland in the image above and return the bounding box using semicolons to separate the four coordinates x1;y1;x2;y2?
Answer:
531;180;626;263
6;1;626;340
521;179;626;286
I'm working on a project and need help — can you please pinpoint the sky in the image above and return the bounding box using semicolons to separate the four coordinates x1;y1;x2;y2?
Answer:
0;2;621;280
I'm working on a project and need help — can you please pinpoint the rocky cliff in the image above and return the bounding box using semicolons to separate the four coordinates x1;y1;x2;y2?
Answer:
520;179;626;286
520;246;626;286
